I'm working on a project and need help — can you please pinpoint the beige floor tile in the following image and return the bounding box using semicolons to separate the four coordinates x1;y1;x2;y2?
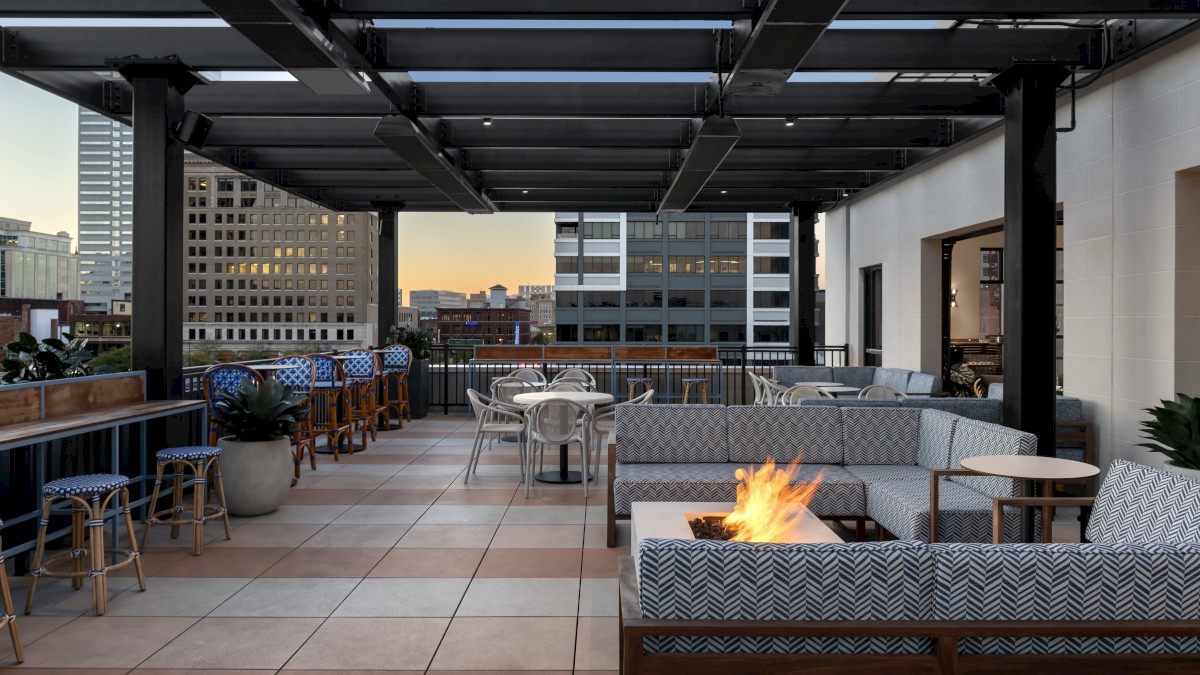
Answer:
112;546;190;578
428;617;576;671
283;617;449;670
244;504;350;524
398;464;468;477
154;547;292;578
356;488;444;505
379;474;458;490
396;524;497;549
441;474;520;490
489;524;583;548
417;505;509;525
368;548;486;578
281;671;422;675
283;488;373;505
510;489;589;506
301;523;409;548
322;463;406;475
457;578;579;616
578;578;619;617
574;617;619;671
14;574;138;617
475;548;582;578
0;615;74;661
307;474;391;490
207;523;321;548
501;505;587;525
340;453;418;464
106;577;251;617
261;547;386;578
210;578;358;617
330;504;428;524
333;578;469;617
20;615;196;669
434;489;515;505
140;617;322;670
581;548;628;578
133;669;276;674
0;669;128;674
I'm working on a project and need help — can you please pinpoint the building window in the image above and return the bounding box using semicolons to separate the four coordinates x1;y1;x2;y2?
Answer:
240;179;257;192
582;291;621;308
628;221;662;239
667;220;704;239
668;256;705;274
710;290;746;308
754;324;790;343
582;256;620;274
712;220;746;240
583;324;620;342
667;290;704;308
979;248;1004;337
625;290;662;308
556;257;578;274
710;255;745;274
582;221;619;239
625;324;662;342
217;177;235;192
556;293;579;308
627;255;663;274
754;290;790;308
556;324;578;342
668;324;704;342
753;221;789;240
216;197;234;208
753;256;789;274
709;324;746;342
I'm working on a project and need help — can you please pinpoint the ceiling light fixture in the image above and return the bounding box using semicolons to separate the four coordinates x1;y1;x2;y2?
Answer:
784;117;796;127
521;190;529;194
482;117;493;126
720;189;728;194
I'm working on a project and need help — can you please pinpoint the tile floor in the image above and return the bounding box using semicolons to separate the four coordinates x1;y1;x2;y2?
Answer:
2;415;627;674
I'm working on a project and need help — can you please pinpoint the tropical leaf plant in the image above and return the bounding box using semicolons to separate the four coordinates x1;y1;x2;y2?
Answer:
387;322;435;360
211;378;309;443
1138;394;1200;470
2;332;106;384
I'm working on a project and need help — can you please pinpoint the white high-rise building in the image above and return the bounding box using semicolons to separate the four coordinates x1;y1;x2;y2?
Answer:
77;108;133;312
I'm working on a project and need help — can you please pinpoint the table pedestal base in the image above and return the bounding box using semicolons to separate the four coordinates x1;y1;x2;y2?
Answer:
534;469;592;484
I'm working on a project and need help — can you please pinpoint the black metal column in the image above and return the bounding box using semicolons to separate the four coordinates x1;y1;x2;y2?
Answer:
116;59;203;400
376;203;401;345
790;202;822;366
991;65;1069;457
941;239;955;380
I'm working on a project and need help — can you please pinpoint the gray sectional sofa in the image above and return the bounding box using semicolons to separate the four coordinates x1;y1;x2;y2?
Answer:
773;365;943;395
606;404;1036;547
619;460;1200;674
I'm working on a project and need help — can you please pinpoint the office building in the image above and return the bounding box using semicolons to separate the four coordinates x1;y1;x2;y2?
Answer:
518;284;555;299
410;289;467;319
553;212;817;345
531;297;555;327
77;108;133;312
436;306;532;345
0;217;80;301
183;156;379;353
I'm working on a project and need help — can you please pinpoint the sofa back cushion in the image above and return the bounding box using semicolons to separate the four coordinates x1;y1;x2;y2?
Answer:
873;368;912;392
834;366;877;389
899;397;1002;424
638;538;933;655
931;542;1200;654
842;407;921;465
947;418;1036;498
917;409;957;470
726;405;843;464
615;404;727;463
906;372;942;395
1086;459;1200;544
772;366;833;387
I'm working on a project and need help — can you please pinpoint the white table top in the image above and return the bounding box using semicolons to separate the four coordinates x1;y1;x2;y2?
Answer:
819;386;861;394
512;391;614;406
795;381;843;387
248;364;301;371
331;354;364;360
960;454;1100;481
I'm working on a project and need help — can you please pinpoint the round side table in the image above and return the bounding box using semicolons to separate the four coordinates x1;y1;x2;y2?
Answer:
959;455;1099;543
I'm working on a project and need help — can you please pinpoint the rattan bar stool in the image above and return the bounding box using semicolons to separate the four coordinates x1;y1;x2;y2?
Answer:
681;377;709;404
626;377;653;401
25;474;146;616
0;530;24;663
141;446;232;556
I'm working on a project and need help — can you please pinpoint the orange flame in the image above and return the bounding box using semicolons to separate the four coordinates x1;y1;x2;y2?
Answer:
722;457;824;543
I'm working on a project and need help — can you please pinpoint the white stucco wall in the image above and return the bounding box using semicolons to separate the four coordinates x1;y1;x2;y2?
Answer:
824;27;1200;471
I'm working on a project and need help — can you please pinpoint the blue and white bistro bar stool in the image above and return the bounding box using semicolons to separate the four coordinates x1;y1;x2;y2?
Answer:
25;474;147;616
141;446;232;556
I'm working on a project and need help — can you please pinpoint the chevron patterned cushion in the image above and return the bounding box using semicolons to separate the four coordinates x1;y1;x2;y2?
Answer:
899;397;1003;423
726;406;843;464
847;464;931;484
637;538;933;654
614;404;728;463
613;463;865;518
866;478;1022;543
931;542;1200;654
917;409;957;470
947;418;1035;498
842;407;921;465
1086;459;1200;545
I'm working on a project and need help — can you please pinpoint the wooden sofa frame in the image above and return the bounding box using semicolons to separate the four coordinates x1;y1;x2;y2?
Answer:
619;557;1200;675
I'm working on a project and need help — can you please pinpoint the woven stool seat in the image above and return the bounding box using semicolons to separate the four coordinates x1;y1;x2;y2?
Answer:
42;474;128;497
156;446;221;462
627;377;653;383
626;377;654;400
681;377;707;383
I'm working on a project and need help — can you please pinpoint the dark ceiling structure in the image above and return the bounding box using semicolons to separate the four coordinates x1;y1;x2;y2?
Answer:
1;1;1197;214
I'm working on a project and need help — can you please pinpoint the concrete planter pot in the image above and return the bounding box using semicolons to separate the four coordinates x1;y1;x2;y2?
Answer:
217;436;293;516
409;358;431;419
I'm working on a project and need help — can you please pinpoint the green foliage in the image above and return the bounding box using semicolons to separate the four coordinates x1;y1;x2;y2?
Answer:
387;322;435;360
1139;394;1200;470
532;331;555;345
2;333;103;384
211;378;309;443
243;350;274;361
90;345;132;372
185;352;214;367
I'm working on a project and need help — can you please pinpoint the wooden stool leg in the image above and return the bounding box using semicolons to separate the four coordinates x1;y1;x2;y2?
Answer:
700;383;708;404
192;459;207;556
88;496;106;615
169;471;184;540
0;546;24;663
23;499;53;615
70;506;85;591
212;457;233;541
681;382;691;404
627;382;635;400
121;489;147;592
141;460;167;551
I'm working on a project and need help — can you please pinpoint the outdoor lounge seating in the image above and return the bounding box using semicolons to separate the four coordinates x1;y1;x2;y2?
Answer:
619;459;1200;674
606;404;1035;547
774;365;943;396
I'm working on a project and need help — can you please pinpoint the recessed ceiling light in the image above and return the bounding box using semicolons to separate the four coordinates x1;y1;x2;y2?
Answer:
482;117;493;126
784;117;796;127
720;189;728;194
521;189;529;194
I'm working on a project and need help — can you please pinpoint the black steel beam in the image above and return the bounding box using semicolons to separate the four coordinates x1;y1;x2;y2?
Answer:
724;0;846;96
376;204;399;347
992;64;1069;467
839;0;1200;19
658;115;740;213
373;115;496;213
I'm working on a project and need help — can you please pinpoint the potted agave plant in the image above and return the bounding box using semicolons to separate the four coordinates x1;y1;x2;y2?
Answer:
388;322;435;419
1138;393;1200;480
212;378;309;515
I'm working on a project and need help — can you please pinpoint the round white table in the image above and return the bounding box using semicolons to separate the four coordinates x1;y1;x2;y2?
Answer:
248;363;300;372
960;454;1099;543
512;391;614;484
819;385;861;396
795;381;842;387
